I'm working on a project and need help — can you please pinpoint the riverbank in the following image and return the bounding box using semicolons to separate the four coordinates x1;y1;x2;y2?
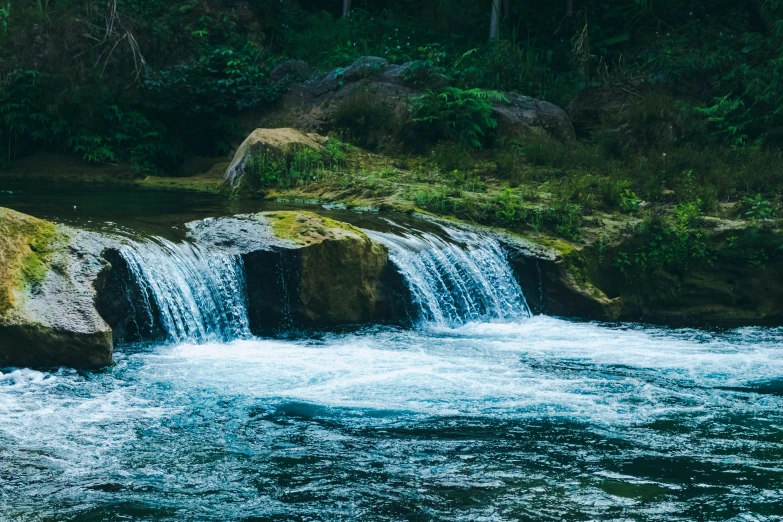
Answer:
5;138;782;329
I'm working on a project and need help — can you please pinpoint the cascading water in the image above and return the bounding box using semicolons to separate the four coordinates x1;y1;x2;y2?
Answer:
367;226;530;327
119;237;251;344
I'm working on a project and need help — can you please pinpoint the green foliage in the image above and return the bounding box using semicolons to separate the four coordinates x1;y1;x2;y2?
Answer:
283;9;426;68
497;133;783;216
0;70;175;172
247;146;325;189
144;44;279;115
413;187;452;213
614;207;713;272
454;40;579;105
398;44;453;87
0;1;283;171
412;88;507;149
740;194;776;221
323;138;348;169
431;141;474;172
620;188;642;213
696;96;751;146
246;151;286;187
494;188;522;226
548;203;584;241
289;148;322;182
0;2;9;32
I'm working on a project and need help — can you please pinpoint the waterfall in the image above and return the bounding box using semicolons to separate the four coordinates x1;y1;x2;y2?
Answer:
119;237;251;344
367;226;530;327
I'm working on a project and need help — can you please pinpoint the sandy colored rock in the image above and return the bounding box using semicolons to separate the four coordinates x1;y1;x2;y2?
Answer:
224;128;325;186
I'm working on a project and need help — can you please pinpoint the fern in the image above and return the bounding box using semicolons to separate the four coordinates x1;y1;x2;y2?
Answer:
412;87;508;148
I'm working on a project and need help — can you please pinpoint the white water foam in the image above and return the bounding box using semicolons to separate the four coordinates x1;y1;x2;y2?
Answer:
2;317;771;429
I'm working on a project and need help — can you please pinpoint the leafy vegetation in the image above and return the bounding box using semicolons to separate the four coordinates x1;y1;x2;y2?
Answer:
0;0;782;253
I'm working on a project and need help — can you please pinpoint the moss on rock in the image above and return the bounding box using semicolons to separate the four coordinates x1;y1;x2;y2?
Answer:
0;207;113;369
0;208;59;316
264;210;365;244
258;210;392;325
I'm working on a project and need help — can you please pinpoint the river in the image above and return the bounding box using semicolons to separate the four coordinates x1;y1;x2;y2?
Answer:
1;184;782;520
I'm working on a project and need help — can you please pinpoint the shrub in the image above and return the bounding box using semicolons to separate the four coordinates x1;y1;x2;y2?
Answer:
413;188;452;213
323;138;348;168
246;151;286;187
494;188;522;226
289;147;323;183
548;203;583;241
740;194;776;222
332;90;394;149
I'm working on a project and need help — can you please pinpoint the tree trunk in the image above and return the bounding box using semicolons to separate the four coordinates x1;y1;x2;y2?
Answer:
566;0;573;17
749;0;773;33
342;0;351;18
489;0;501;41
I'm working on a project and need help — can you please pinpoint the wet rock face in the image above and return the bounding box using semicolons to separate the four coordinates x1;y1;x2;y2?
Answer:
94;249;166;345
604;229;783;327
503;241;618;320
189;211;411;332
0;207;113;369
506;225;783;328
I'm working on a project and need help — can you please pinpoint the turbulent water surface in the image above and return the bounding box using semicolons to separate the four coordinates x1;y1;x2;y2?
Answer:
2;318;782;521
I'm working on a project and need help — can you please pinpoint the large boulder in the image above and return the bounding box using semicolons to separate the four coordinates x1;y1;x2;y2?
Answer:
262;211;392;325
494;92;577;142
187;211;410;330
0;208;113;369
224;128;326;187
270;59;312;83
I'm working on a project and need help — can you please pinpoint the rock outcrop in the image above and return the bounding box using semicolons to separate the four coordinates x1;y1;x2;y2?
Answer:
224;128;326;187
505;222;783;327
187;211;410;331
602;226;783;327
271;56;575;143
0;208;113;369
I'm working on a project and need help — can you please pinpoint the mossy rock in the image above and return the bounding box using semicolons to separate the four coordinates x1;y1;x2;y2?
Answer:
0;207;113;369
261;211;391;325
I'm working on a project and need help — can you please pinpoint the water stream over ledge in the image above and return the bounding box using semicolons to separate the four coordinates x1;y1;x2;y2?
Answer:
368;226;530;327
119;237;251;344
